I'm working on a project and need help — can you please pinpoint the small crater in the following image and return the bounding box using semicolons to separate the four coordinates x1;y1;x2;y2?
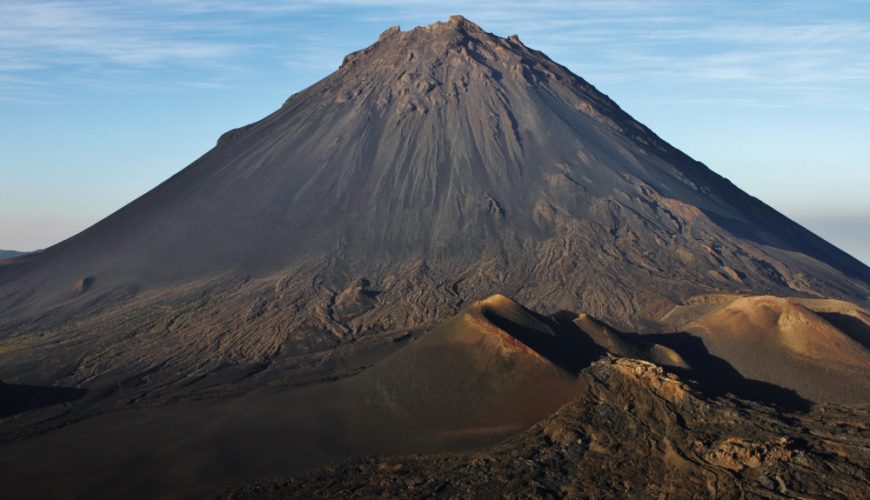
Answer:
72;276;95;294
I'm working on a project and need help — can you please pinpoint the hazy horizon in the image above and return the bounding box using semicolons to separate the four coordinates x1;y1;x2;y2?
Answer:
1;1;868;265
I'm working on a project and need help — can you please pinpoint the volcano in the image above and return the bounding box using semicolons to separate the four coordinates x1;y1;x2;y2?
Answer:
1;17;867;394
1;16;870;497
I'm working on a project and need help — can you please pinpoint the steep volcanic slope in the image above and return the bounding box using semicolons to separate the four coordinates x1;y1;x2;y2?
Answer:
0;16;868;399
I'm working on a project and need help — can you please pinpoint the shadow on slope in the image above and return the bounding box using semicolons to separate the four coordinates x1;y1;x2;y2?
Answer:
817;312;870;350
483;308;604;374
0;383;86;418
663;295;870;404
701;198;870;286
624;332;812;413
547;307;812;413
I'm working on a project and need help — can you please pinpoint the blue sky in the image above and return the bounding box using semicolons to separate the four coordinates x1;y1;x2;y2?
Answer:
1;0;868;263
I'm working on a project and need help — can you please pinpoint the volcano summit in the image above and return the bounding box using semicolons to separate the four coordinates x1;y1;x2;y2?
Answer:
1;16;869;498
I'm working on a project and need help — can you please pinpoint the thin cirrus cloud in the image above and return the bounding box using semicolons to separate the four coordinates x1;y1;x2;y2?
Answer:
0;1;238;58
0;1;245;101
1;0;868;104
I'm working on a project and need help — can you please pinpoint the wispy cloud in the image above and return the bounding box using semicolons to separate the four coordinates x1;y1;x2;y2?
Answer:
0;1;251;100
0;0;868;110
0;2;238;65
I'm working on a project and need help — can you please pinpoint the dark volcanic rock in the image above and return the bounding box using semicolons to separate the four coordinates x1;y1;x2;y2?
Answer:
222;358;870;500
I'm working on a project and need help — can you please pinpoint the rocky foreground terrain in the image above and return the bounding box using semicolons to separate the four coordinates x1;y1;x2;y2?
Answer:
225;358;870;499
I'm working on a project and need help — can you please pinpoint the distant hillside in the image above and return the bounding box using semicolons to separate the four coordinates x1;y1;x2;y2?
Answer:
0;250;25;260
